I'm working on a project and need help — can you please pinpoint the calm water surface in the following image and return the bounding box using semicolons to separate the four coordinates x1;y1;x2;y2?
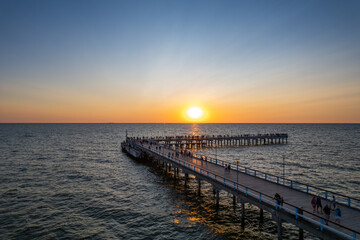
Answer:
0;124;359;239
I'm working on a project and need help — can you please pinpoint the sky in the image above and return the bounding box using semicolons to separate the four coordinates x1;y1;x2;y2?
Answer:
0;0;359;123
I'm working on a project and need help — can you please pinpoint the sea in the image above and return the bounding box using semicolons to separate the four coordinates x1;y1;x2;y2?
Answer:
0;123;359;239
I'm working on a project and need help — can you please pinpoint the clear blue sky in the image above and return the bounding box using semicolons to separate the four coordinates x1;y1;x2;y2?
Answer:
1;0;360;122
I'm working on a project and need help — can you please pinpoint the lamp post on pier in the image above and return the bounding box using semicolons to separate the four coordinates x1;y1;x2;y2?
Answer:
236;160;239;190
282;155;286;184
215;143;217;163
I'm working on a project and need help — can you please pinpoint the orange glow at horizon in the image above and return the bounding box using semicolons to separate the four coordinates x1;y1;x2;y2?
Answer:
1;83;360;123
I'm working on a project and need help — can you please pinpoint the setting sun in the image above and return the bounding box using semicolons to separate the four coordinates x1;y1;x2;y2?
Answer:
187;106;204;119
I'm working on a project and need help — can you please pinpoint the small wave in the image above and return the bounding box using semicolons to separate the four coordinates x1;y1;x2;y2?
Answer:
1;189;18;197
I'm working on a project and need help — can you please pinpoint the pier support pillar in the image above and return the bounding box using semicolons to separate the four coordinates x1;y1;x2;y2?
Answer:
184;173;189;187
233;195;236;206
216;190;220;209
197;178;201;195
241;201;245;229
298;208;304;240
260;208;264;222
277;218;283;240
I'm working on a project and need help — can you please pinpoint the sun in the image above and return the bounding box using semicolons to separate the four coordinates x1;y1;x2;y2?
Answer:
187;106;204;119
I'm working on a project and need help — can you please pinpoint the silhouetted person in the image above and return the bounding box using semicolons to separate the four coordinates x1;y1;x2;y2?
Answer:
331;195;336;211
311;196;317;213
274;193;284;206
323;204;331;225
334;205;342;224
316;196;323;214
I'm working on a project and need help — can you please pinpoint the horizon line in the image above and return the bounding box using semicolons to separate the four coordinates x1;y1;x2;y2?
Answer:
0;122;359;124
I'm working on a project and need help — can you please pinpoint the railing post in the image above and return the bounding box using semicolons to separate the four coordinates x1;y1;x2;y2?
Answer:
245;187;248;196
290;181;293;188
224;178;226;186
296;208;299;219
265;173;267;180
245;168;247;174
325;191;328;200
277;177;279;184
353;232;356;240
215;175;217;182
259;193;262;202
320;219;324;231
234;183;236;190
254;170;256;177
348;197;351;206
306;185;309;193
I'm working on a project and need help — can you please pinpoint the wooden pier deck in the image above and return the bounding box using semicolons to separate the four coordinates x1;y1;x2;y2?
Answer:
122;135;359;240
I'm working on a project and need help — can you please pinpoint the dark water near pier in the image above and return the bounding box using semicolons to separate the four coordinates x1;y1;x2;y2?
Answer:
0;123;359;239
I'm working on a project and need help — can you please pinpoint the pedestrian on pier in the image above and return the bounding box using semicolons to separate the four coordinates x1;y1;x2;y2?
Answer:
316;196;323;214
274;193;284;206
323;204;331;225
334;205;341;224
331;195;336;211
311;196;317;213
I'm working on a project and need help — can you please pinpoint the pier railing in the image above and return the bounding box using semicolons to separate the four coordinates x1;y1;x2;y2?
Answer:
145;133;288;141
185;150;360;211
139;143;359;240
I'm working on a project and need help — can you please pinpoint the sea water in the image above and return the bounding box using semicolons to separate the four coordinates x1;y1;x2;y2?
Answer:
0;123;359;239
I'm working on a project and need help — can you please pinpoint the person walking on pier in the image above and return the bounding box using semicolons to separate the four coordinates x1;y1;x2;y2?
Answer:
334;205;342;224
316;196;323;214
331;195;336;211
311;196;317;213
323;204;331;225
274;193;284;206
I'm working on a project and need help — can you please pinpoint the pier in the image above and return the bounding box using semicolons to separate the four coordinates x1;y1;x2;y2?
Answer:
144;133;288;148
122;134;359;240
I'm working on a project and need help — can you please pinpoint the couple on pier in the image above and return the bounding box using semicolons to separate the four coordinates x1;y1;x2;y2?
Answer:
225;163;231;171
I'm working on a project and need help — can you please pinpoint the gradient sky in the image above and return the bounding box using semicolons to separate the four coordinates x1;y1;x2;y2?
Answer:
1;0;359;123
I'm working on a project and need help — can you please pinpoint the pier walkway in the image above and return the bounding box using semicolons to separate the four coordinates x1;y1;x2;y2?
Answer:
123;136;359;240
